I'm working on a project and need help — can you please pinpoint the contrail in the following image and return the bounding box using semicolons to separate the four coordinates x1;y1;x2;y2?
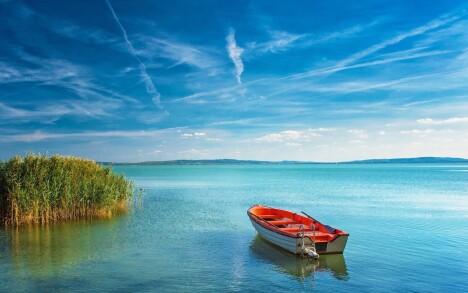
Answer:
105;0;163;109
226;27;244;85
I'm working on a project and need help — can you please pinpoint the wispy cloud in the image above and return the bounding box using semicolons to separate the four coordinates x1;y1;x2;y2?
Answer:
173;47;453;104
417;117;468;125
289;68;468;98
226;28;244;85
0;55;83;85
0;99;118;124
415;19;468;48
134;37;221;71
245;30;304;56
245;22;373;59
0;48;142;124
51;21;121;46
0;129;179;142
105;0;163;109
305;24;370;46
210;118;264;126
337;12;461;67
402;99;439;107
276;11;463;83
170;83;242;104
285;49;452;81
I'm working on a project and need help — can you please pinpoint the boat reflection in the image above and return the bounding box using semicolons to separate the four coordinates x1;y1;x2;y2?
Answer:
250;235;349;281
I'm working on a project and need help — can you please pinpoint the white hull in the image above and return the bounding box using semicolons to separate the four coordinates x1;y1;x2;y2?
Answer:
249;218;348;255
250;218;299;254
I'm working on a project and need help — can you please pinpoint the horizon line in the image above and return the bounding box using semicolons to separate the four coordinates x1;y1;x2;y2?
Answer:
100;156;468;165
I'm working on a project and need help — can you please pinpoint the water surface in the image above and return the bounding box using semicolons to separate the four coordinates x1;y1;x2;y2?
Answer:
1;164;467;291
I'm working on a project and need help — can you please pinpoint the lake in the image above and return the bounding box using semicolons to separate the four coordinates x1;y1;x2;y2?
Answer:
1;164;467;292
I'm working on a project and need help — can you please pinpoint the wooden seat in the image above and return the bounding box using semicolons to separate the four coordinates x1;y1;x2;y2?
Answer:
279;227;309;232
279;227;328;235
269;220;302;225
257;214;281;219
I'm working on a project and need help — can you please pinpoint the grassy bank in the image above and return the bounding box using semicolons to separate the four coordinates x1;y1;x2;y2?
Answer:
0;154;135;226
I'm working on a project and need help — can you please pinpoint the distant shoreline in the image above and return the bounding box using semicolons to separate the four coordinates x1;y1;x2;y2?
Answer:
101;157;468;166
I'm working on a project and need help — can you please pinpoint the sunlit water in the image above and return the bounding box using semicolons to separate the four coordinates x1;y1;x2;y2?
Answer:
1;164;467;292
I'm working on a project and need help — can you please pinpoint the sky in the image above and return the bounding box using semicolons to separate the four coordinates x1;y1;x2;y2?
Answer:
1;0;468;162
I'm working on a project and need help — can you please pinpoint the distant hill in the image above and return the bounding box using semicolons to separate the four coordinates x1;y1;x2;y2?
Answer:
344;157;468;164
103;159;310;166
101;157;468;166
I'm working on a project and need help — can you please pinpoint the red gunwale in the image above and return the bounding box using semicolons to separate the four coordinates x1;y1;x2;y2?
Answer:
247;204;349;242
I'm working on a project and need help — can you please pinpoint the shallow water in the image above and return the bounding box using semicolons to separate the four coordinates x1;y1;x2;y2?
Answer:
1;164;467;292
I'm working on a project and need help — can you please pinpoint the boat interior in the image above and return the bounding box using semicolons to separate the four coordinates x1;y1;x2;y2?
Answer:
250;207;337;242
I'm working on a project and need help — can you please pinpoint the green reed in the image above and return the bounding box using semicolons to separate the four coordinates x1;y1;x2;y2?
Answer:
0;153;135;226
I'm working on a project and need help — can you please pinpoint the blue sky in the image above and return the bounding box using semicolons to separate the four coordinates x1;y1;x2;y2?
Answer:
1;0;468;162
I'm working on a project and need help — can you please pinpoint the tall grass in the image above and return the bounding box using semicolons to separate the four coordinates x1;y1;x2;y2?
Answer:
0;153;135;226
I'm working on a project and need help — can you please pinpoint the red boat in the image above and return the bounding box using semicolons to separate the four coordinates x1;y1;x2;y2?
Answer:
248;204;349;258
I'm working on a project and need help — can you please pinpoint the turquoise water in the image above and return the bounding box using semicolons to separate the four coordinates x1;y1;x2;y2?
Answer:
1;164;467;292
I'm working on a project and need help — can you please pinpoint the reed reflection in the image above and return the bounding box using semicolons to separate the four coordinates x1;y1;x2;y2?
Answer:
2;216;126;278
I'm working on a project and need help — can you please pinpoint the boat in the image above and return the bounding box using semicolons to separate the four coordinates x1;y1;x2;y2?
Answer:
247;204;349;258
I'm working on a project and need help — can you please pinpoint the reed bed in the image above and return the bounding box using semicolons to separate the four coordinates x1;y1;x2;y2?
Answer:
0;154;135;226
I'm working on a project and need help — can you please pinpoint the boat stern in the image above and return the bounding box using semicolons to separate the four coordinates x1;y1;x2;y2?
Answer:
324;235;348;254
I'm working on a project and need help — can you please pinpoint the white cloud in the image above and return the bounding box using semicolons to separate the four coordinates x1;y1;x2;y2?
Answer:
286;142;302;147
256;129;322;143
181;132;207;138
348;129;369;139
147;149;162;155
226;28;244;85
280;130;302;140
178;148;204;155
417;117;468;125
257;133;283;142
256;130;301;142
400;129;434;135
310;127;336;132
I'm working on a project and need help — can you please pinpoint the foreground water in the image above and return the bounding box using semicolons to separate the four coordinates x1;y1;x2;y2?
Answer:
1;164;467;292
